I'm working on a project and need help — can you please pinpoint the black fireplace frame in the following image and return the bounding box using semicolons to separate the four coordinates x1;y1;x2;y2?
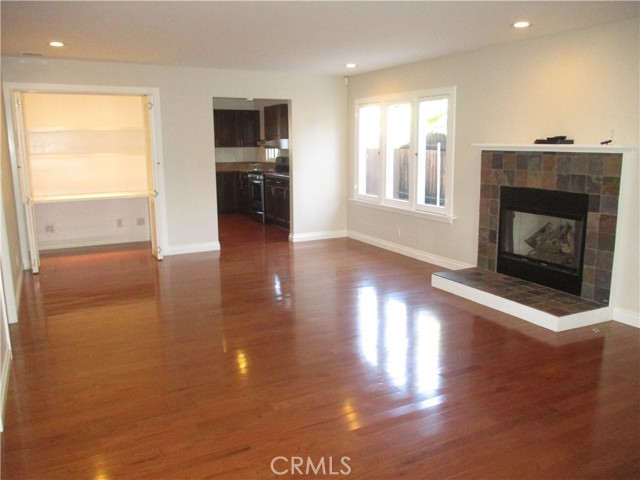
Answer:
497;186;589;296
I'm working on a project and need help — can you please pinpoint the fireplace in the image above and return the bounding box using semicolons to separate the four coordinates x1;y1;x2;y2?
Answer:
433;146;628;331
477;149;623;305
497;187;588;295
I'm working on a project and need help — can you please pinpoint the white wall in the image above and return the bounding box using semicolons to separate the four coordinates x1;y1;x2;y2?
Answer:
346;19;639;316
0;81;15;430
0;253;11;432
35;198;150;250
1;58;348;252
0;83;21;326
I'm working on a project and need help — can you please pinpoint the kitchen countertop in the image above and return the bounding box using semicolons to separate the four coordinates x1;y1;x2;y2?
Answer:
216;162;277;173
216;162;289;178
263;171;290;179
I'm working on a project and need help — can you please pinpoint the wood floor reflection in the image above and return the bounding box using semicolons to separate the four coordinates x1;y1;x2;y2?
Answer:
3;216;639;479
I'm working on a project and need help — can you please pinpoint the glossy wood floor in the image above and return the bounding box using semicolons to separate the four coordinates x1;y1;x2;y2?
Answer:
3;215;639;479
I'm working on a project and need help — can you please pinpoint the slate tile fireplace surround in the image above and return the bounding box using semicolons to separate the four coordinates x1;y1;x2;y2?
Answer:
432;144;632;331
478;147;623;305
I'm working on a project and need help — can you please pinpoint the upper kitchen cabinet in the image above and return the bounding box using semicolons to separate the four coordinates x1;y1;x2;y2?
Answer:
263;104;289;141
236;110;260;146
213;109;260;147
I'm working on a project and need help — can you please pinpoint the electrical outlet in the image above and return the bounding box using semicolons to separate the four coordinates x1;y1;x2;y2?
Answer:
45;224;55;233
116;218;124;228
136;217;145;226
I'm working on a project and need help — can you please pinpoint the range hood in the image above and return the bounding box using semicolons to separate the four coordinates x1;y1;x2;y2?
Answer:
257;138;289;149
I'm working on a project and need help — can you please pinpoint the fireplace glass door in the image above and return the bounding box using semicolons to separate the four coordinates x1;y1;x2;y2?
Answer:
501;210;583;271
497;186;589;296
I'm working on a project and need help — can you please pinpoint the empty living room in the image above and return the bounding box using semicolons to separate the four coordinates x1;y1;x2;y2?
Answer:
1;2;638;479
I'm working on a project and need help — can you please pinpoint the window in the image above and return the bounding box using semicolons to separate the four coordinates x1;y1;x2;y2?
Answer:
357;104;381;198
265;147;278;161
355;88;455;220
385;102;412;204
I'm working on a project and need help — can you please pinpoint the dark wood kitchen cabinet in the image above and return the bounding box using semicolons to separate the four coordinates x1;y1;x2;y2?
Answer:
217;171;251;214
265;176;290;230
216;171;238;214
213;109;260;147
236;172;250;214
263;104;289;141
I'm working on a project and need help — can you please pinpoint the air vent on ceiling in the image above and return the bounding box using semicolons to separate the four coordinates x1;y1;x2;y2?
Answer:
21;52;43;57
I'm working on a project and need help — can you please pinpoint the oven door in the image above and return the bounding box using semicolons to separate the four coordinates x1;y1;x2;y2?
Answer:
248;176;265;223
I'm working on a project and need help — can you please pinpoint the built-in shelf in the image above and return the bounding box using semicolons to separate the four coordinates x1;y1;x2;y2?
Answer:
472;143;635;154
31;191;151;203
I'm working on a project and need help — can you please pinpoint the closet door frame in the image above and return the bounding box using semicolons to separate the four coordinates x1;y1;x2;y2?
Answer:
2;82;168;272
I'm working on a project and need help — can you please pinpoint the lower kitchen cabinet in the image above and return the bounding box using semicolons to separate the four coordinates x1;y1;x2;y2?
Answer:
216;171;253;215
236;172;250;214
265;176;290;230
216;171;238;214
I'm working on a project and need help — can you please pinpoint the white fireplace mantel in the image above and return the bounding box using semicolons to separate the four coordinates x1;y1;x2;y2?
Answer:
472;143;635;154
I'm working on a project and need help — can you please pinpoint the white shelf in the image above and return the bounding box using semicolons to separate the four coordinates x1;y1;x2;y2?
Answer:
31;191;151;203
472;143;635;154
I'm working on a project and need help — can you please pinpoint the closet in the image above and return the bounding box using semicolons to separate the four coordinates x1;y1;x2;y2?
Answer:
11;91;162;272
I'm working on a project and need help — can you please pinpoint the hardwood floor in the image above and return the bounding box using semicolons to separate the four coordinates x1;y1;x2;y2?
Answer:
2;215;639;479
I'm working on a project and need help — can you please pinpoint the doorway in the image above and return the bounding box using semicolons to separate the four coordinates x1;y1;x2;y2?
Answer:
212;97;292;248
4;84;166;274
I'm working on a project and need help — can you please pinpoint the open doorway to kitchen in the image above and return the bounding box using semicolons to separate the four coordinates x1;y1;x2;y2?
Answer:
212;97;291;247
4;84;166;274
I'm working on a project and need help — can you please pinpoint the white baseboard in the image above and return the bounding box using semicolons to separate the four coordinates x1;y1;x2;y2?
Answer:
164;241;221;256
289;230;347;242
0;346;12;432
613;307;640;328
39;233;151;251
347;230;474;271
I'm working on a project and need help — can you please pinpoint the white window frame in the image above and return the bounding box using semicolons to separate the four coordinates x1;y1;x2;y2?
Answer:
384;100;414;209
355;102;383;201
354;87;456;222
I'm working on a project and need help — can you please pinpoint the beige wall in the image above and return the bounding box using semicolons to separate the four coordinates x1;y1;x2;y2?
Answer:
346;19;639;315
1;58;348;251
1;83;23;311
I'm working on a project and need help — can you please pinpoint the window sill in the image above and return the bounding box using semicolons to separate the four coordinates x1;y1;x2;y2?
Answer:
350;198;456;224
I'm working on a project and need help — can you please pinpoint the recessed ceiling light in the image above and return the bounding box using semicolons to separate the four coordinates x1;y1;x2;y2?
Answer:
49;41;64;47
512;21;530;29
345;63;357;69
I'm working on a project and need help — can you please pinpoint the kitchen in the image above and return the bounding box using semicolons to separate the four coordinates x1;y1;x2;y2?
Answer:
213;98;291;241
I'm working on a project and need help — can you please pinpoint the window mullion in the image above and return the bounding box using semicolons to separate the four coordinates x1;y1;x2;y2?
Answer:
409;99;418;210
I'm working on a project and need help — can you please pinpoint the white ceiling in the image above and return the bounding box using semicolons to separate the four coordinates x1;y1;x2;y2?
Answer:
2;1;638;76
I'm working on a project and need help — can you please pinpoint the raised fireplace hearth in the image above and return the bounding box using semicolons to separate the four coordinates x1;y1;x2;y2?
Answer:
497;186;588;296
